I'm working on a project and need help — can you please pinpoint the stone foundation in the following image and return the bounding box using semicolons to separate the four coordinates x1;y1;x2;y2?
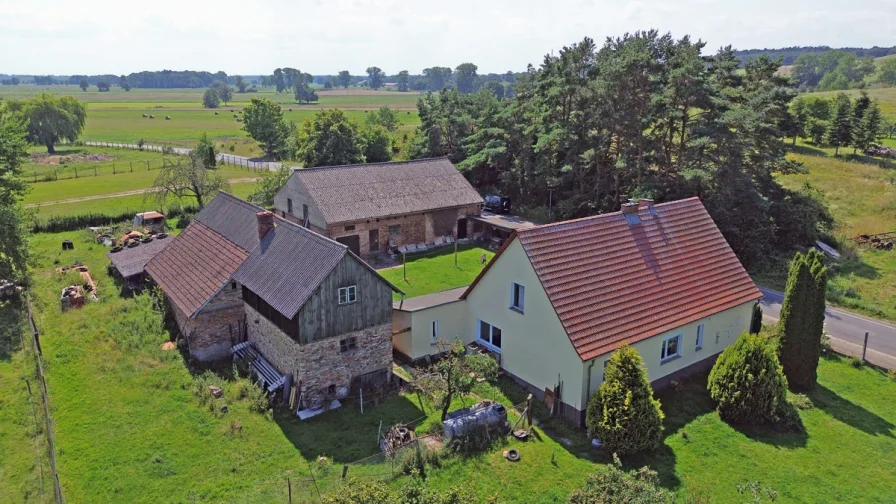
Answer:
172;284;246;362
245;304;393;396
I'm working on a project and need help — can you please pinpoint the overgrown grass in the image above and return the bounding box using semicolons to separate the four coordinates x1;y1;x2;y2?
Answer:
378;245;494;300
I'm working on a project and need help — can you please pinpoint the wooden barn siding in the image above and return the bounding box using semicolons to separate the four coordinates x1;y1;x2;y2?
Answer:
297;255;393;343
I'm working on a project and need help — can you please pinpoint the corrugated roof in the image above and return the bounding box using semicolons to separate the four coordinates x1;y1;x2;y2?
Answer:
232;223;347;319
464;197;761;361
107;235;172;278
289;158;484;224
194;192;264;251
145;222;248;317
393;286;468;312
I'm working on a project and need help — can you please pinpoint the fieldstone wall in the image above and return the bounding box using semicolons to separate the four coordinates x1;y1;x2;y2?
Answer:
245;303;393;395
173;283;246;362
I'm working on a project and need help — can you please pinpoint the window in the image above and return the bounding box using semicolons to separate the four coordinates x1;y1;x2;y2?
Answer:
510;282;525;313
661;334;682;362
430;320;439;344
696;324;704;350
344;225;355;232
231;281;237;290
338;285;357;305
287;198;293;214
388;225;401;237
478;320;502;350
302;204;309;223
340;336;358;353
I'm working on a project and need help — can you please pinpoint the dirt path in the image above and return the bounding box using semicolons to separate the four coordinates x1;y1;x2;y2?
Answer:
25;177;258;208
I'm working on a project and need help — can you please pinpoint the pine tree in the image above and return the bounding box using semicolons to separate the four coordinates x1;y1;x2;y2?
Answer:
826;92;853;156
750;303;763;334
851;91;872;154
778;249;828;391
585;346;664;455
853;101;882;155
789;96;809;145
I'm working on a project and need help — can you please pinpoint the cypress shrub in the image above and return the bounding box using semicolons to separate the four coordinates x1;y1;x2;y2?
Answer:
585;345;664;456
778;249;828;390
750;303;763;334
708;332;788;424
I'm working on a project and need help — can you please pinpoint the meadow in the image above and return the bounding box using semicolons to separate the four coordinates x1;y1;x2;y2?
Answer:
3;229;895;503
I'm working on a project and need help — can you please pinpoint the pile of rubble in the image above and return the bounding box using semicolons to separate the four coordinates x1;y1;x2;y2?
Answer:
58;263;98;311
380;424;416;453
865;145;896;159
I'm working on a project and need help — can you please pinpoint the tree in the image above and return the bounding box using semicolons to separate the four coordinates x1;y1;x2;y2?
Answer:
273;68;285;93
337;70;351;89
585;345;663;455
0;101;30;283
15;93;86;153
483;81;505;100
854;100;882;154
365;105;399;132
568;455;667;504
295;109;364;167
293;73;318;104
216;83;233;106
455;63;478;94
397;70;409;92
119;75;131;91
787;96;809;144
826;92;853;155
202;88;220;108
242;98;289;159
194;132;216;169
248;165;291;207
708;333;788;424
366;67;385;90
79;78;88;91
750;303;763;334
362;125;392;163
323;80;333;90
423;66;452;91
778;249;827;391
413;340;498;422
877;57;896;86
153;152;229;209
234;75;247;93
97;81;110;92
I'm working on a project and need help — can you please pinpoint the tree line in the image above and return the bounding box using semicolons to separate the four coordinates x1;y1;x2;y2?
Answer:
785;90;887;155
733;45;895;66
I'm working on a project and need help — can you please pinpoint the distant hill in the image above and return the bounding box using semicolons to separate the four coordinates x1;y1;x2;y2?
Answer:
733;46;895;66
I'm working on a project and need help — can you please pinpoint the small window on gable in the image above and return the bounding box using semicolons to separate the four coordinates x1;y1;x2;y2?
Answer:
287;198;293;214
510;282;525;313
231;281;237;290
661;334;682;362
338;285;357;305
339;336;358;353
696;323;704;350
430;320;439;344
344;225;355;232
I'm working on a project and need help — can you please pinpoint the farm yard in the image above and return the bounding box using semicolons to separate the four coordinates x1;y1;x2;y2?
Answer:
1;231;895;503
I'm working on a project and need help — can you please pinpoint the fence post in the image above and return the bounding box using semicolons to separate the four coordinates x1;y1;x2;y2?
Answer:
34;169;37;183
94;166;97;176
74;166;78;178
862;332;869;362
341;464;349;481
112;164;116;175
130;162;133;173
287;478;292;504
146;160;150;170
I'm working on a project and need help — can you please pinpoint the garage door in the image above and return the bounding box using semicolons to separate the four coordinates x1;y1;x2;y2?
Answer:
336;235;361;256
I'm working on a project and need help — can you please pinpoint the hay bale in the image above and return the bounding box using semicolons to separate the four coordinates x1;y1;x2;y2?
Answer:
149;114;155;119
165;116;171;120
142;113;147;118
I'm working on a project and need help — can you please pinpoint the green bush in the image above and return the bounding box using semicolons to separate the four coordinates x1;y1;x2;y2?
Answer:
708;333;788;424
585;345;664;455
568;454;668;504
778;249;827;391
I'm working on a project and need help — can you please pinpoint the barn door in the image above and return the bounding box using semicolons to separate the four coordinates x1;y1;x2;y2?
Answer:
336;235;361;256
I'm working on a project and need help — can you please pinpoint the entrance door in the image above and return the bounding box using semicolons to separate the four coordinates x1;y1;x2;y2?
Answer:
369;229;380;252
457;218;468;239
336;235;361;256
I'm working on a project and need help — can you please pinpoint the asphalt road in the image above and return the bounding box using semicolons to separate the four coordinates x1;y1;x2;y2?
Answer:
759;287;896;363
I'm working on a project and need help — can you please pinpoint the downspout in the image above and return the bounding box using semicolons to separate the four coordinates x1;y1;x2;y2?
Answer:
399;293;405;310
585;359;596;403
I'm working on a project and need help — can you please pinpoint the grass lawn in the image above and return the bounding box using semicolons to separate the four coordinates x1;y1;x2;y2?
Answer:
378;245;494;300
754;142;896;320
13;229;896;502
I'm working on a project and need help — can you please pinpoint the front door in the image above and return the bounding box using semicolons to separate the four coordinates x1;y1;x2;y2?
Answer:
336;235;361;256
457;218;468;239
369;229;380;252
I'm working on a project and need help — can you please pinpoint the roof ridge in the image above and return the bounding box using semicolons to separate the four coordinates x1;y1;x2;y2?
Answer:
518;196;701;234
296;157;452;172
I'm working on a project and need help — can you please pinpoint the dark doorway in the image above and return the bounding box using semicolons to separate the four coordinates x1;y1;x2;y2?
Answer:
336;235;361;255
457;218;468;239
369;229;380;252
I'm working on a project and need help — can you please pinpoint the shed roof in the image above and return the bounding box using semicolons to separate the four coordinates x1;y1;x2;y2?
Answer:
107;235;172;278
393;286;468;312
145;222;248;317
463;197;761;361
285;158;483;224
471;212;538;231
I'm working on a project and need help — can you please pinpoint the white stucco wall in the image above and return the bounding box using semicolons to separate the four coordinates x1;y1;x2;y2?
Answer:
580;301;756;407
393;300;469;360
464;238;587;412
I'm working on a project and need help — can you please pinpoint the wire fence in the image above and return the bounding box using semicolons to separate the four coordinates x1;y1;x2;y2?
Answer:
25;296;64;504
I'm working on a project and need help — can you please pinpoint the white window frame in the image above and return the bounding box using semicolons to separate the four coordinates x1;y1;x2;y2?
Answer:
430;320;439;344
338;285;357;305
509;282;525;313
696;324;704;351
477;320;502;352
661;334;682;363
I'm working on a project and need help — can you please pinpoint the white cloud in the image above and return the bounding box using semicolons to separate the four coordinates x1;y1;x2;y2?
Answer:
0;0;891;75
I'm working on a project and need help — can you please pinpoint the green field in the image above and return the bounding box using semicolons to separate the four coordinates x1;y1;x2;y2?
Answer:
379;246;495;300
3;230;895;503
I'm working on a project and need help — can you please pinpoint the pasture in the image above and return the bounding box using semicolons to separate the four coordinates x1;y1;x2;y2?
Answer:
4;229;895;503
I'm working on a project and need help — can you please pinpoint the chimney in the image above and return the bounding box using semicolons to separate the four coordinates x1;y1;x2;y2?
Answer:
638;198;658;216
621;200;641;225
257;211;275;241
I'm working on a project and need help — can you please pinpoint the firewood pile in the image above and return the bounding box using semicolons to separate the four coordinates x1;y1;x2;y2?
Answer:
380;424;416;453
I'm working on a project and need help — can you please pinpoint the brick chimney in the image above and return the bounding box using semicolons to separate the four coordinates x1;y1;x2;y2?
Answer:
621;200;641;225
257;211;275;241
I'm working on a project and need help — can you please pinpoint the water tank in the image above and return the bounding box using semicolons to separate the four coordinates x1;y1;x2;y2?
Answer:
443;401;508;439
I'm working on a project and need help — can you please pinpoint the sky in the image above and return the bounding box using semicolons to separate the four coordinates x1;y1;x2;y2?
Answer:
1;0;893;76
